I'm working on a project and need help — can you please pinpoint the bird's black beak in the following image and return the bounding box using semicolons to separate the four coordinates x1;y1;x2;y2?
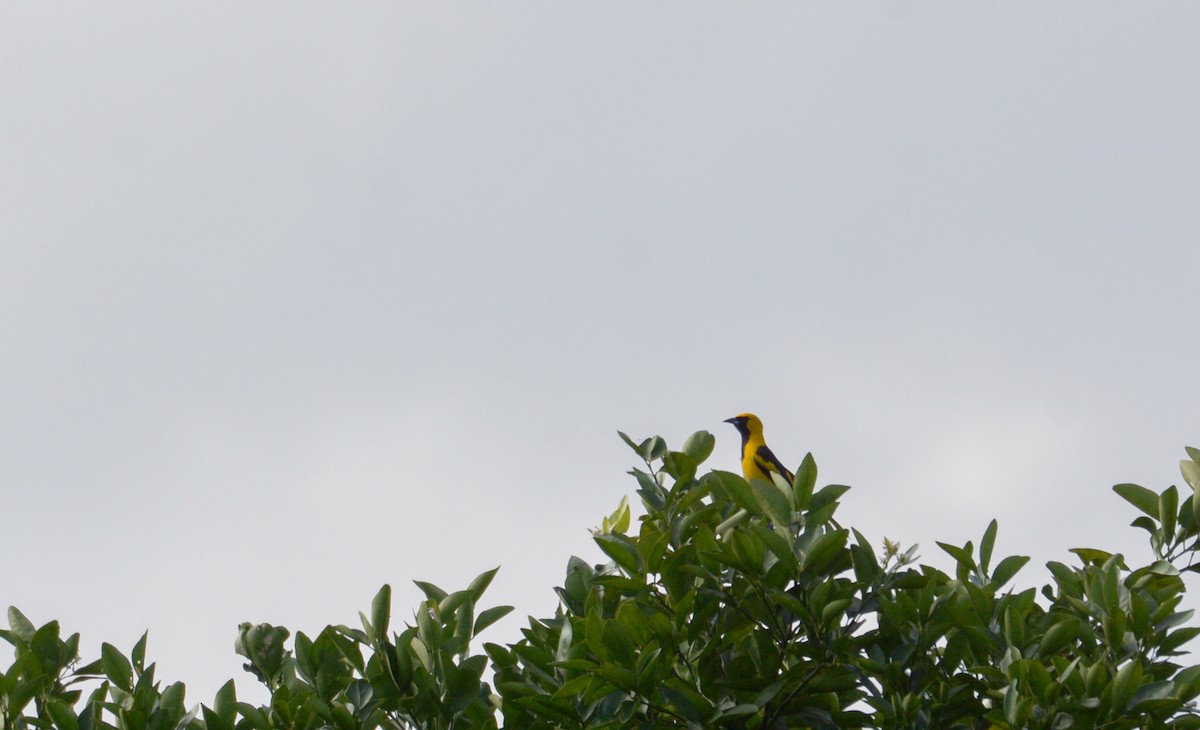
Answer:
723;416;741;425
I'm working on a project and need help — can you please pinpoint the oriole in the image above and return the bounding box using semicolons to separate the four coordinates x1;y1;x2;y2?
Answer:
724;413;794;484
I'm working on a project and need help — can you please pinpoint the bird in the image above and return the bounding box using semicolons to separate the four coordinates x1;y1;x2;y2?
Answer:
724;413;794;484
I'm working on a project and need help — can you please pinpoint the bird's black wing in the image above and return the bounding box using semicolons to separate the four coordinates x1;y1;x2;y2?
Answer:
754;444;795;483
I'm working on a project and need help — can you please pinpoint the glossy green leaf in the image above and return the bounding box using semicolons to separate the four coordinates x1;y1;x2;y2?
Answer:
638;435;667;462
345;679;373;711
937;541;975;569
750;477;793;527
793;452;817;508
662;451;697;482
1070;547;1113;566
1183;459;1200;491
1162;485;1180;540
594;533;643;575
820;598;854;624
1114;483;1161;519
1131;515;1158;536
991;555;1030;589
473;605;514;636
682;430;716;464
213;679;237;724
1111;658;1141;711
980;519;998;574
413;580;448;603
710;470;762;516
371;584;391;644
468;567;500;601
1129;680;1175;710
202;706;231;730
131;631;148;674
617;431;640;453
751;524;796;572
101;642;133;690
45;699;79;730
1003;680;1019;725
7;607;35;645
804;529;849;574
1038;617;1079;656
808;483;851;511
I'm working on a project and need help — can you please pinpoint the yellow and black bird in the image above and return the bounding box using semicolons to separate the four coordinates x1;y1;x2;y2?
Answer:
724;413;794;484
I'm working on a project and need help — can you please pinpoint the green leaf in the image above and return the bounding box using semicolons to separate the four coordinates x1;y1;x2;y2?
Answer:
31;620;64;673
130;631;148;674
793;453;817;508
213;680;237;724
1111;658;1140;711
8;607;35;645
1069;548;1113;566
750;478;793;527
369;584;391;646
467;567;500;601
473;605;514;636
599;621;636;666
1184;462;1200;533
45;699;79;730
639;436;667;462
1161;485;1179;540
7;677;47;717
820;598;854;624
293;631;316;684
803;529;849;575
752;524;797;572
937;541;975;569
1003;680;1019;726
1130;515;1158;536
608;496;631;534
808;484;851;511
1038;617;1078;656
682;431;716;464
1128;680;1175;710
662;451;697;482
454;599;476;647
594;534;644;575
413;581;448;603
1113;483;1161;519
980;519;998;575
202;707;231;730
710;471;762;516
617;431;640;454
991;555;1030;589
1184;458;1200;494
161;681;186;716
101;642;133;690
850;534;881;584
722;704;761;719
1161;626;1200;655
1172;665;1200;703
346;679;373;712
234;703;271;730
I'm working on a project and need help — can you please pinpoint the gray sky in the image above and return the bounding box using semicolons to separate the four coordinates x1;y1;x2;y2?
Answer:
3;2;1199;705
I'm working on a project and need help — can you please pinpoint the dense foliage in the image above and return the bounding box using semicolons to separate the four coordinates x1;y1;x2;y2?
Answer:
5;431;1200;729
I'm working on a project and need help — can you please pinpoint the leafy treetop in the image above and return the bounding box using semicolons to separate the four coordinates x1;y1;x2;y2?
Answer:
4;432;1200;729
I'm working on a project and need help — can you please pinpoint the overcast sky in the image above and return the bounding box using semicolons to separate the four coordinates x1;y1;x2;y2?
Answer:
3;2;1199;706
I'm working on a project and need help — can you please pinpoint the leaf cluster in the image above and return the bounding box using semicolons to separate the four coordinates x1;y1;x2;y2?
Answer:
491;434;1200;729
4;434;1200;729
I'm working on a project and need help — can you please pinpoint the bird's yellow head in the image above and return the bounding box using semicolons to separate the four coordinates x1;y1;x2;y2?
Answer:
723;412;763;440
